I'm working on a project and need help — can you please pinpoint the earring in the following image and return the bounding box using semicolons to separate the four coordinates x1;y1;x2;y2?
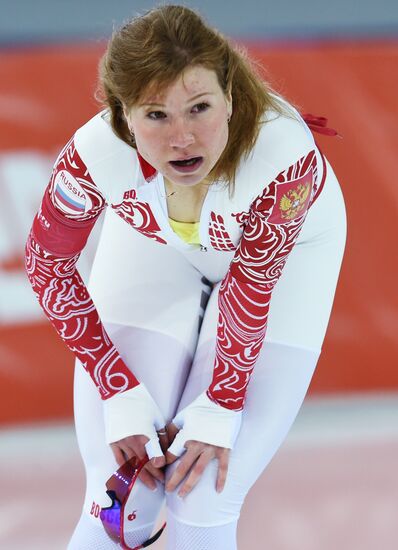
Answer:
227;114;231;123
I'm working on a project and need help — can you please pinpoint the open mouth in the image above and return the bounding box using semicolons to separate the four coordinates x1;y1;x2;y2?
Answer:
169;156;203;172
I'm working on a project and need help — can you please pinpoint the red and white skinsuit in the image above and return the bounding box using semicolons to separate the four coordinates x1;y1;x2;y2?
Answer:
25;104;346;548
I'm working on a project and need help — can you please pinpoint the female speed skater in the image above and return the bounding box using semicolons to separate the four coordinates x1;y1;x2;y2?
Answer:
25;5;346;549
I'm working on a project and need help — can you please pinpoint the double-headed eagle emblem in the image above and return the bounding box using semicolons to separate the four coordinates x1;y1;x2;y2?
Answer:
279;182;311;220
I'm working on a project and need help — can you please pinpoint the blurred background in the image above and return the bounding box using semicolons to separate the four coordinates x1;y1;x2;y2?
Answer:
0;1;397;548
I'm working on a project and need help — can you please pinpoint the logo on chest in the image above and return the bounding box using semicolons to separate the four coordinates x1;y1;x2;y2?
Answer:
112;189;167;244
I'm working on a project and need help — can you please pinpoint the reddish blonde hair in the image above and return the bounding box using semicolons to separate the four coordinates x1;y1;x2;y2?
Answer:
98;4;285;188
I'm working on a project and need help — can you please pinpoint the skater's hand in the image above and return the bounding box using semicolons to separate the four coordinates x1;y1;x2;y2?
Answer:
111;429;169;491
165;422;230;498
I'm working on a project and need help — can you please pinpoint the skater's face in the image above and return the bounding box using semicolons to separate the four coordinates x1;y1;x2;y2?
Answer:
124;65;232;188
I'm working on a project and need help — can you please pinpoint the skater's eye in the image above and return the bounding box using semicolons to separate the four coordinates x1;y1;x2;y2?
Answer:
147;111;167;120
191;102;210;114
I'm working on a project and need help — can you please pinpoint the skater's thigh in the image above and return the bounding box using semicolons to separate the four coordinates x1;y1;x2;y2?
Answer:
72;315;203;532
166;341;320;526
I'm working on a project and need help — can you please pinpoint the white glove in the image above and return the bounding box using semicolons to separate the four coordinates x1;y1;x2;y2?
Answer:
103;384;166;459
167;391;242;458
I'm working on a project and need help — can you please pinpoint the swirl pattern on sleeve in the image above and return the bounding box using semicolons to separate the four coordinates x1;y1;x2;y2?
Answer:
26;138;139;399
207;150;317;410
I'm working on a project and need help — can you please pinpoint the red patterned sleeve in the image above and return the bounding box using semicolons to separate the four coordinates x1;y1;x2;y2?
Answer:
25;137;139;399
207;150;318;410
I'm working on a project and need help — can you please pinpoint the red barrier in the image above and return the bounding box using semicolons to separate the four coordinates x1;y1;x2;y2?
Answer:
0;40;397;424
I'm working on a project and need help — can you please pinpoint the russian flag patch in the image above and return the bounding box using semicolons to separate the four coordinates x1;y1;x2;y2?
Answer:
53;170;90;216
